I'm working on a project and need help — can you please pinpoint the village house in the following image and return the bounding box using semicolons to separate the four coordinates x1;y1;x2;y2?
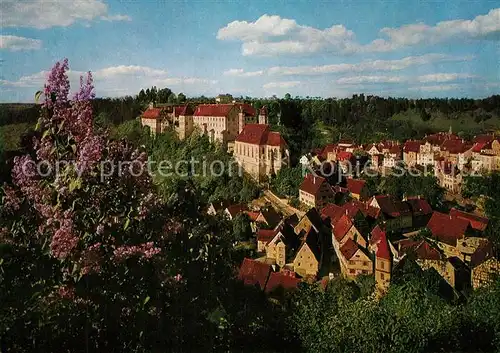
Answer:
299;174;335;208
374;231;392;296
293;228;323;278
435;160;463;193
404;196;433;228
223;204;248;220
368;195;412;231
257;229;277;252
294;208;325;235
338;238;373;278
207;200;231;215
403;140;423;167
470;241;500;289
234;123;290;182
382;145;402;169
264;270;301;294
265;223;301;267
426;211;472;258
238;258;272;290
346;178;370;201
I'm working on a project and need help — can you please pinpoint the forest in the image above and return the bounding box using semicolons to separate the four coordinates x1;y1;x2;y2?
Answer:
1;63;500;352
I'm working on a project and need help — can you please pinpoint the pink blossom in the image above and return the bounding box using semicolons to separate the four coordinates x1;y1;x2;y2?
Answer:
58;285;75;300
50;217;78;260
113;242;161;262
80;242;102;275
174;274;182;282
2;185;21;212
77;135;103;173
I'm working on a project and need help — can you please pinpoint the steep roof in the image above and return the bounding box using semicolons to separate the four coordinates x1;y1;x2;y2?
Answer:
376;231;391;260
142;108;162;119
333;214;353;242
370;225;386;246
470;240;495;268
473;134;495;144
426;211;470;246
320;203;344;224
449;208;489;232
257;228;278;243
346;178;366;196
299;174;328;196
235;124;287;146
405;197;433;216
238;258;272;290
472;142;487;153
259;208;282;228
441;139;471;154
245;211;260;222
340;238;359;260
225;204;248;218
399;239;443;261
403;140;423;153
304;207;325;232
194;103;255;117
389;145;402;154
337;151;353;161
373;195;411;218
210;200;231;212
264;271;301;293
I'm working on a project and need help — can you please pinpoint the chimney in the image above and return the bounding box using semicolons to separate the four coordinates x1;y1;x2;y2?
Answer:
313;176;316;184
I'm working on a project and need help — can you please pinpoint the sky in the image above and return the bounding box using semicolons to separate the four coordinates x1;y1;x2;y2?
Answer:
0;0;499;102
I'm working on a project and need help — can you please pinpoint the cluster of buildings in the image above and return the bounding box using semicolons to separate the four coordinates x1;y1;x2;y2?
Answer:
141;101;290;182
234;194;499;296
300;131;500;194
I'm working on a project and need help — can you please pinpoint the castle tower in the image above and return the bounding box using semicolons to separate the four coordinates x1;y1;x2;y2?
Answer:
375;231;391;297
258;106;268;125
238;105;245;134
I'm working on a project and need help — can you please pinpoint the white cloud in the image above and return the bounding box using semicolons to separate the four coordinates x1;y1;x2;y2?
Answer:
268;53;469;76
223;68;264;77
335;73;479;85
374;8;500;50
101;14;132;22
0;35;42;51
409;84;461;92
217;14;355;56
217;9;500;56
263;81;301;89
0;65;216;97
1;0;131;29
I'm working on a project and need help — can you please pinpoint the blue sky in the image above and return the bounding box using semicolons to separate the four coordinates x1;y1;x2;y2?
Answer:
0;0;499;102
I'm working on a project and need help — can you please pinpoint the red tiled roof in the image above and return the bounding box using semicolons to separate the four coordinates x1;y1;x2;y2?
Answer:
405;197;433;216
337;151;353;161
320;203;343;224
340;238;359;260
425;132;459;145
333;214;353;242
473;134;495;144
376;232;391;260
470;240;494;267
389;145;402;154
449;208;489;232
346;178;366;196
370;225;385;246
236;103;257;116
373;195;410;218
142;108;162;119
245;211;260;222
403;140;423;153
225;204;248;218
472;142;487;153
426;211;469;246
257;229;277;242
235;124;287;146
238;258;272;290
398;239;443;260
264;271;301;293
267;131;287;146
299;174;328;196
194;104;234;117
440;139;472;154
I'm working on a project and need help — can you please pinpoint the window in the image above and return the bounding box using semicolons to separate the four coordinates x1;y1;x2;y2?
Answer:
350;269;355;274
381;261;385;269
298;262;301;266
363;261;368;266
381;273;385;280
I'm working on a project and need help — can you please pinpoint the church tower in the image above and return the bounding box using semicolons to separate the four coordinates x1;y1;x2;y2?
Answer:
375;231;391;297
258;106;268;125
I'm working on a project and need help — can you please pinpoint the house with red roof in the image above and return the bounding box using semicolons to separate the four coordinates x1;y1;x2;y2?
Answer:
264;270;301;293
403;140;423;166
224;204;248;220
404;196;433;228
238;258;272;290
234;124;290;182
434;160;463;193
426;211;471;258
346;178;369;200
299;174;335;208
257;228;278;252
337;238;373;278
368;195;412;231
265;223;301;268
382;144;403;168
374;230;392;295
293;228;323;278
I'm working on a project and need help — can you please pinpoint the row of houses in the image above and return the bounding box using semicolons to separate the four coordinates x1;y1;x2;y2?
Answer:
142;102;290;182
237;194;499;296
301;131;500;194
